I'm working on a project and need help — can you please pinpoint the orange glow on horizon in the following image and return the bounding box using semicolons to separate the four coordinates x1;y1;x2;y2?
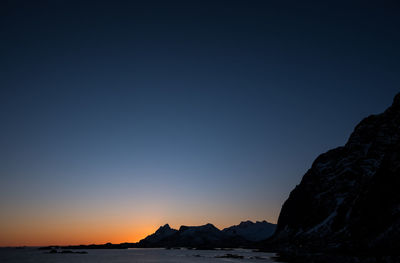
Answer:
3;226;158;247
0;216;278;247
0;192;279;247
0;222;157;247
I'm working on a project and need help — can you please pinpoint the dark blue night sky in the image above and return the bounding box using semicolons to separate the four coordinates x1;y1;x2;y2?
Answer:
1;0;400;245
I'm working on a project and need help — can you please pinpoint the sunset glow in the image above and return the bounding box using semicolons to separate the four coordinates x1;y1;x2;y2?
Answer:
1;0;399;249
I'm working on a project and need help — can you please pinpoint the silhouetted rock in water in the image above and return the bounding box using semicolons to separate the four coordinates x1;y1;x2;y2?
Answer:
44;249;87;254
38;246;60;250
215;253;244;259
222;220;276;242
270;93;400;255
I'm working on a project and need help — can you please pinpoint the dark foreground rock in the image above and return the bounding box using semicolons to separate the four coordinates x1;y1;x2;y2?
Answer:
269;93;400;255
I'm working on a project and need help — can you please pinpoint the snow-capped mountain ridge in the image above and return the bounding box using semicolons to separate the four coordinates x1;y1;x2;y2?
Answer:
138;220;276;248
223;220;276;242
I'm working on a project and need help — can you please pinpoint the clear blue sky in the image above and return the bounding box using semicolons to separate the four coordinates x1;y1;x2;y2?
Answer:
1;0;399;245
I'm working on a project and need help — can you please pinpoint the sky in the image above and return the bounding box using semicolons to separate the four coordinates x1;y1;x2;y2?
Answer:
1;0;400;246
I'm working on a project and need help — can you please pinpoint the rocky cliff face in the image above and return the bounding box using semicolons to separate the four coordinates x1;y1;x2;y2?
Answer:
272;93;400;254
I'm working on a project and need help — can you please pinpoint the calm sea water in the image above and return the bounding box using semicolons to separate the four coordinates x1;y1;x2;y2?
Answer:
0;247;280;263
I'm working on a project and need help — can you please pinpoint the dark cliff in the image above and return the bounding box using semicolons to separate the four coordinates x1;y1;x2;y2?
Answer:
272;93;400;255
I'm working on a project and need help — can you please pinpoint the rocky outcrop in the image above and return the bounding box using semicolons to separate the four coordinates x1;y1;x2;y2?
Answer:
222;220;276;242
271;93;400;254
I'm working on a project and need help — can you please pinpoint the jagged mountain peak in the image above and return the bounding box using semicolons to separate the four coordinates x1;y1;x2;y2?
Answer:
154;223;174;234
158;223;171;229
391;92;400;108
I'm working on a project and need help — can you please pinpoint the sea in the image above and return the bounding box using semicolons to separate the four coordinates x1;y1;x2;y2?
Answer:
0;247;281;263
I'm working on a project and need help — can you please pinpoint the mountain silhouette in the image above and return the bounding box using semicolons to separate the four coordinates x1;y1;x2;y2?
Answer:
139;221;276;248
